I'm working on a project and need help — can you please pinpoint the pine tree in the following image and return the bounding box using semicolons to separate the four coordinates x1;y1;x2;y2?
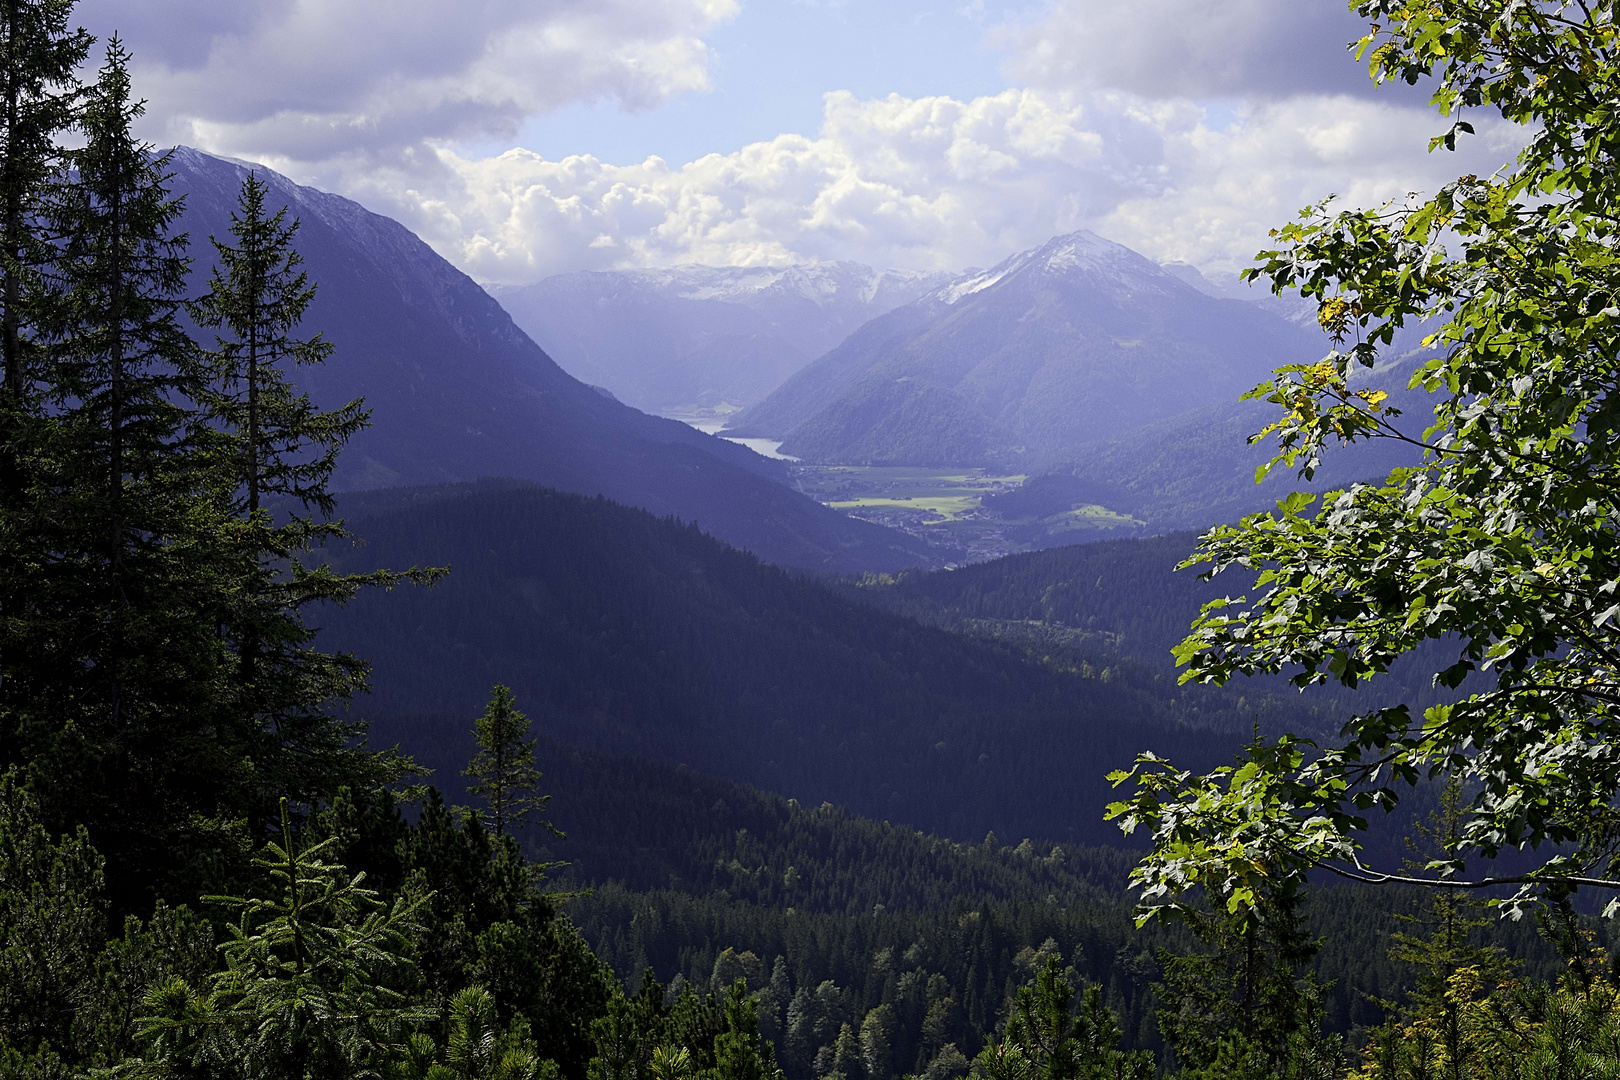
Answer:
1377;781;1515;1080
0;769;103;1072
465;685;555;838
0;0;90;792
1154;877;1338;1079
0;0;88;534
0;0;85;402
974;953;1151;1080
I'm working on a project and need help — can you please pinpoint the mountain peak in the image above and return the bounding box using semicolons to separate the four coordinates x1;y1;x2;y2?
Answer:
1036;229;1140;272
932;229;1179;306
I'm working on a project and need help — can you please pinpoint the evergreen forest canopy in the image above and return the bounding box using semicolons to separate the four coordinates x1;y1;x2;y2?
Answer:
11;2;1620;1080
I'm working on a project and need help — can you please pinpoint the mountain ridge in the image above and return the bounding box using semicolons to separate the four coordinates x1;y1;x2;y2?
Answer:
729;229;1326;470
165;147;941;573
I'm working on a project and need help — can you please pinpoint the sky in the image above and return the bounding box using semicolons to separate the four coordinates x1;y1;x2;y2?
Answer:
73;0;1522;285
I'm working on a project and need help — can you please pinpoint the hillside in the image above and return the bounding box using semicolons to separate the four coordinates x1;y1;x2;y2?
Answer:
318;481;1236;846
165;149;939;574
1058;348;1441;530
728;231;1322;469
492;263;950;417
840;531;1478;752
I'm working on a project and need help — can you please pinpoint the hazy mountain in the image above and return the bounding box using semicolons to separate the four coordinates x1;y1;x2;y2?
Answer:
165;149;939;573
1048;325;1442;530
489;263;952;417
1160;260;1318;325
729;230;1324;468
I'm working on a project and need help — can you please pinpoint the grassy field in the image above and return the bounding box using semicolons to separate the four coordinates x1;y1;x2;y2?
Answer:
827;495;983;520
800;466;1025;521
1062;504;1141;527
793;464;1146;561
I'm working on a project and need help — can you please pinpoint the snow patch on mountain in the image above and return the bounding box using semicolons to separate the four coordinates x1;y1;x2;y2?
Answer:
932;229;1177;306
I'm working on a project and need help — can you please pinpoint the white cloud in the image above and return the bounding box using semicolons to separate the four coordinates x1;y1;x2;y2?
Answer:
1098;96;1522;273
78;0;738;163
999;0;1382;99
337;88;1517;284
79;0;1520;286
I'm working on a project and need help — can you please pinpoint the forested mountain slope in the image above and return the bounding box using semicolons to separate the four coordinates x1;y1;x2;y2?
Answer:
319;481;1234;845
382;730;1564;1076
492;264;950;416
164;149;937;573
842;531;1475;745
729;231;1321;468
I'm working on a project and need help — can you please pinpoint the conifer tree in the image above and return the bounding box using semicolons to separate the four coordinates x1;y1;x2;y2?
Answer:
130;798;434;1080
189;171;405;816
1368;781;1515;1080
0;0;89;783
190;172;358;522
0;0;88;526
17;38;236;904
0;0;86;403
465;685;554;838
975;953;1151;1080
1154;877;1338;1079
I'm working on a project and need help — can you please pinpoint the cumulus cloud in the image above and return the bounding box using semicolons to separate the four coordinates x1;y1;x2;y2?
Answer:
77;0;737;163
75;0;1519;285
1000;0;1385;99
337;88;1516;284
1098;96;1522;272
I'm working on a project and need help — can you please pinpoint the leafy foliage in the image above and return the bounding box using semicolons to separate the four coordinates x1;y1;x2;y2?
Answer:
1109;0;1620;923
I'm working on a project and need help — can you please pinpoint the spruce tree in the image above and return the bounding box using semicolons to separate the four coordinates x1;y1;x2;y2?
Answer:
19;39;234;907
0;0;86;402
129;798;433;1080
1154;877;1338;1079
189;171;402;817
465;685;553;838
0;0;89;797
0;0;88;517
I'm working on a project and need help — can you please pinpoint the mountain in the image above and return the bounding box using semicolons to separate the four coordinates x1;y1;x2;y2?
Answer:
489;263;951;417
319;480;1235;847
163;148;939;573
728;230;1323;469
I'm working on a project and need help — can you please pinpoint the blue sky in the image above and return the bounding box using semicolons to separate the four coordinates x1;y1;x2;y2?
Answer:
482;1;1026;166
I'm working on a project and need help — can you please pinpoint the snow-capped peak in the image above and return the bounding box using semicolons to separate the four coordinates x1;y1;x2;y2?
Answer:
930;230;1185;306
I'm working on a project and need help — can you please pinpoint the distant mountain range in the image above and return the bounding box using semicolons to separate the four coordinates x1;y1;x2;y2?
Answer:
490;263;951;418
727;231;1324;470
166;149;938;573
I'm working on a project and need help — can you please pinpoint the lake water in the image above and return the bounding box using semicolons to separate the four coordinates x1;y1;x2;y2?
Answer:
675;418;800;461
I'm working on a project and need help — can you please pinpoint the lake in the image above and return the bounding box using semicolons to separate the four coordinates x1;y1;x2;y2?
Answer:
673;417;800;461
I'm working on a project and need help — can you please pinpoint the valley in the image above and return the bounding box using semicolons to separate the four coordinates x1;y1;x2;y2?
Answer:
7;12;1609;1076
788;465;1141;561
